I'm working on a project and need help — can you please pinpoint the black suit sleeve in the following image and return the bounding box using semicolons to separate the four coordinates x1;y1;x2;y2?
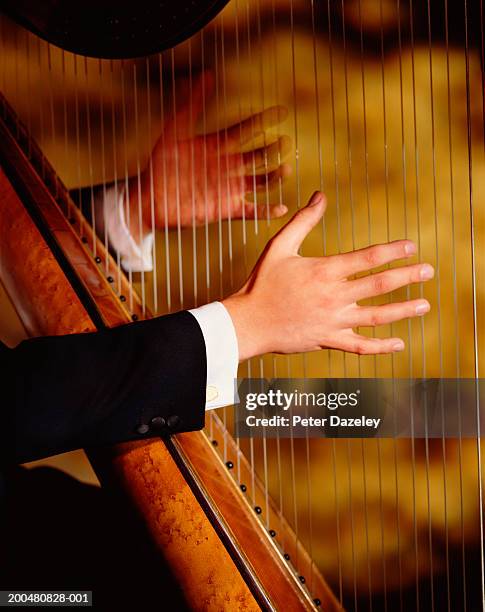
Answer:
1;311;207;465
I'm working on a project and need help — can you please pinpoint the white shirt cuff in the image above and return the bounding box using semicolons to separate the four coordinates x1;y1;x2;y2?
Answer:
188;302;239;411
101;183;154;273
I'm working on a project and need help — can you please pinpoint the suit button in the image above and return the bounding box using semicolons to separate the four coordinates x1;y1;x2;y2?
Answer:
150;416;166;430
167;415;180;429
136;423;149;435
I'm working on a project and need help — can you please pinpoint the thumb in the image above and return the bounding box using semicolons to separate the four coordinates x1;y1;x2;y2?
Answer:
272;191;327;255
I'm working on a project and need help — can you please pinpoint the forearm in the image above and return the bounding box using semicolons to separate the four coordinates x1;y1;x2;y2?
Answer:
3;312;206;465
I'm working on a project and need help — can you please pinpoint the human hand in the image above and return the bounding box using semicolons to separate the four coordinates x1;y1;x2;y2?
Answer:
129;73;291;235
222;191;434;361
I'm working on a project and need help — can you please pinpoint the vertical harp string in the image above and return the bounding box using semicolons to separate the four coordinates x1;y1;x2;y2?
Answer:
378;3;398;607
232;0;244;485
443;0;467;608
408;1;424;608
243;0;257;512
357;0;376;607
426;2;453;611
396;2;417;611
463;1;485;609
109;58;122;296
199;27;216;443
269;0;286;553
157;51;172;315
119;59;134;311
187;41;197;311
340;5;359;608
83;57;97;260
170;47;184;311
98;58;109;277
214;19;229;466
132;62;146;316
289;0;302;575
254;0;271;529
145;56;159;314
326;0;344;603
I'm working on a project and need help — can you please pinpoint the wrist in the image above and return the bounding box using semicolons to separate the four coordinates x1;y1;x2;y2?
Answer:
127;174;151;241
222;293;269;361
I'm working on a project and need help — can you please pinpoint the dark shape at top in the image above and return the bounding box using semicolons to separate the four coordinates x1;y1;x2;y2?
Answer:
0;0;229;58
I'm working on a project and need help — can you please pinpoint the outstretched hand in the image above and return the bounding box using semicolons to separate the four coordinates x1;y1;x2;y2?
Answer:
223;191;434;361
129;73;291;235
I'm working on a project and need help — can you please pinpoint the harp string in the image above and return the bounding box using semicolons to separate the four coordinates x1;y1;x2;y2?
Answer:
463;0;485;609
169;48;184;310
289;0;303;575
396;2;413;610
145;56;159;314
232;0;243;488
199;29;217;443
377;2;403;610
132;63;146;315
119;60;133;311
213;21;229;465
83;57;96;260
408;4;426;607
444;3;469;602
356;0;374;605
187;42;197;310
325;0;344;603
157;52;172;314
109;59;122;296
425;2;451;610
242;0;256;513
340;5;360;607
98;58;109;277
253;0;271;529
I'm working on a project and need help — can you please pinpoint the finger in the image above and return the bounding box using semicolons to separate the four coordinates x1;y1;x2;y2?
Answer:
346;263;434;301
271;191;327;255
343;299;430;328
337;332;406;355
223;106;288;152
167;72;214;140
190;71;214;124
244;163;292;192
324;239;417;279
242;135;292;174
233;201;288;221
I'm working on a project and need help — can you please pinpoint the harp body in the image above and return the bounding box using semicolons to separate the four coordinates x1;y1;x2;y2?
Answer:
1;1;484;610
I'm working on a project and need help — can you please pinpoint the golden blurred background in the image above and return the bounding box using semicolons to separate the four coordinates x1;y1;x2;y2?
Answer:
1;0;484;609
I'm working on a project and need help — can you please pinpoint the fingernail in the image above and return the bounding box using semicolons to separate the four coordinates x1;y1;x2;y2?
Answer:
392;340;405;352
279;205;288;215
415;302;430;315
404;241;416;256
309;191;323;207
420;264;434;280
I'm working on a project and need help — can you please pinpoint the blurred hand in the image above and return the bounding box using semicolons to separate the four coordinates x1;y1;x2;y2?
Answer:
129;73;291;235
223;191;434;361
